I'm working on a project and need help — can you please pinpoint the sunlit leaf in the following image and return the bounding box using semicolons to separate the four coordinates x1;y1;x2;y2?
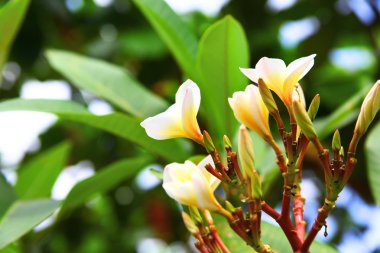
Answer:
59;156;152;215
15;142;71;199
131;0;198;77
0;176;17;218
46;49;168;118
197;16;249;138
0;199;59;249
0;99;188;161
365;121;380;206
0;0;30;72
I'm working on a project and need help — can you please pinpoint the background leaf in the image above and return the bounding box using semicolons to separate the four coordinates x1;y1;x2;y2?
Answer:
0;99;188;161
0;0;30;72
0;199;59;250
0;176;17;218
46;50;168;118
365;121;380;206
15;142;71;199
131;0;198;77
59;156;152;216
197;16;249;138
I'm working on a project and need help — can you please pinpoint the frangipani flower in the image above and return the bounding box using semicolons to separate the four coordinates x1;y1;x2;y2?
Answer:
240;54;315;107
163;155;221;210
141;79;203;143
228;85;271;139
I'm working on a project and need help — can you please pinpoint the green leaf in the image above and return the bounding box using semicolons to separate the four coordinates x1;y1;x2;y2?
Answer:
197;16;250;138
15;142;71;199
0;244;20;253
0;199;59;249
59;156;152;215
131;0;198;77
0;0;30;72
365;121;380;205
46;49;168;118
314;85;369;139
0;175;17;218
216;217;337;252
0;99;188;161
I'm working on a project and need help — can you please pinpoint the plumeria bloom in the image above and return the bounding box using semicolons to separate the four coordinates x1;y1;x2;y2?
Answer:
228;85;271;139
162;155;221;210
240;54;315;108
141;79;203;144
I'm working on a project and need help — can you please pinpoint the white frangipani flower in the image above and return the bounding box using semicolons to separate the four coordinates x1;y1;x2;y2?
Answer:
162;155;221;210
140;80;203;143
240;54;315;107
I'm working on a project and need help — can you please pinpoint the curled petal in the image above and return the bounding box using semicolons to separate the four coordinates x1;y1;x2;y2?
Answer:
197;155;220;190
192;173;221;210
163;181;197;206
182;86;202;143
256;57;287;98
240;67;260;83
140;104;183;140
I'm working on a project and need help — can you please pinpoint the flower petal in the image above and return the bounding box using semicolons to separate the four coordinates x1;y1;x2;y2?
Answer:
197;155;220;191
248;85;270;137
284;54;315;103
240;68;260;83
140;104;183;140
192;173;220;210
163;181;197;206
256;57;287;98
176;79;200;108
181;84;202;142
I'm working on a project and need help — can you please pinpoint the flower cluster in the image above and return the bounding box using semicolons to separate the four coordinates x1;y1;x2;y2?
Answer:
140;55;380;253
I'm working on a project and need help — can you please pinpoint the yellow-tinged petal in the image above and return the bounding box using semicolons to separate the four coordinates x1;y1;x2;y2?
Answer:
192;173;221;210
284;54;315;104
141;79;202;142
229;85;271;139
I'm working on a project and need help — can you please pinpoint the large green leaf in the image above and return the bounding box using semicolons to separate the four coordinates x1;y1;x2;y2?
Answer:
0;199;59;249
365;121;380;205
46;49;168;118
131;0;198;77
15;142;71;199
0;175;17;218
197;16;250;138
0;0;30;72
216;217;337;252
59;156;152;215
0;99;188;161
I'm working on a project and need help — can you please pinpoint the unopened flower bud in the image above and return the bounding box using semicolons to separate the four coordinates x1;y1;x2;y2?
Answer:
225;201;236;212
258;78;278;114
332;129;341;151
223;135;232;151
307;94;320;121
293;100;317;141
238;125;255;177
182;212;199;234
339;146;344;158
203;130;216;153
189;206;203;225
355;80;380;136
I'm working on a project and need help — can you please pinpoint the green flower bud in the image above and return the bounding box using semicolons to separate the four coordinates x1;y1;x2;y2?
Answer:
258;78;278;114
307;94;320;121
225;201;236;212
332;129;341;151
293;100;317;140
203;130;216;153
189;206;203;225
238;125;255;177
182;212;199;234
223;135;232;150
355;81;380;136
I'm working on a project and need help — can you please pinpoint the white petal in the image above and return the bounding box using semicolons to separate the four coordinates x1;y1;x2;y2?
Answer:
248;85;269;136
256;57;287;95
140;104;183;140
240;68;260;83
192;173;220;210
163;181;197;206
292;84;306;108
181;85;202;141
197;155;220;190
175;79;200;108
286;54;316;82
